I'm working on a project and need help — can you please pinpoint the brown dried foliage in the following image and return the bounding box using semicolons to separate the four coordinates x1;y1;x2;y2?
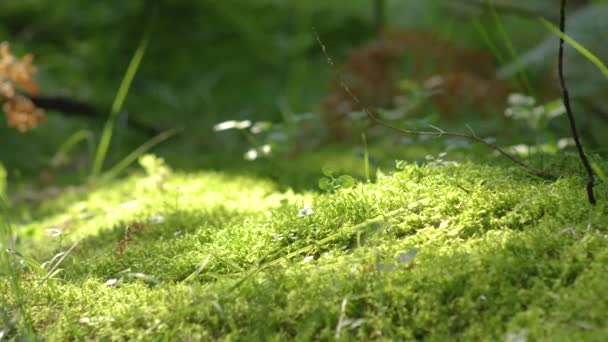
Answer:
321;29;512;140
0;42;45;132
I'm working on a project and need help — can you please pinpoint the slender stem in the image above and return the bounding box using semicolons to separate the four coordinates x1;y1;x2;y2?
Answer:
557;0;596;205
91;14;154;178
373;0;385;35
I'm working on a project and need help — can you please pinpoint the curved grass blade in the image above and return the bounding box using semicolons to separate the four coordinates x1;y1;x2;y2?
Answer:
91;19;154;178
101;128;181;182
540;17;608;79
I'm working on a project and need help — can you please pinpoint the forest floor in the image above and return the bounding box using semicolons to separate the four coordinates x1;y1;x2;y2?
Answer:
2;144;607;340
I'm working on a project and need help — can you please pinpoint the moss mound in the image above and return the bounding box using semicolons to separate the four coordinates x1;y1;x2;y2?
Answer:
2;153;608;340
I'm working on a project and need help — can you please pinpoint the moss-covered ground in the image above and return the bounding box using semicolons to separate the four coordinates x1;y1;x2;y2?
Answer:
2;146;607;341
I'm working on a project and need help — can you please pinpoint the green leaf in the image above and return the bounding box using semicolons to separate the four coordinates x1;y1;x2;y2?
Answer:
399;79;421;93
321;166;333;177
591;161;607;183
347;111;366;121
543;100;566;119
395;160;408;170
318;177;331;191
337;175;355;189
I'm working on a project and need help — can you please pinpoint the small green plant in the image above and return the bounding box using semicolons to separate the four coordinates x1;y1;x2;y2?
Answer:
138;153;172;191
423;152;458;168
318;166;356;192
214;119;274;160
0;197;35;339
214;111;320;160
504;94;565;132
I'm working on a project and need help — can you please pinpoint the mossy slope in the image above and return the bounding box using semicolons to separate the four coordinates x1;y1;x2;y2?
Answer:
2;156;608;340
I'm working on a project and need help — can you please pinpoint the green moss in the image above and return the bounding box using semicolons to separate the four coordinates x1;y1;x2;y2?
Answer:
2;152;608;340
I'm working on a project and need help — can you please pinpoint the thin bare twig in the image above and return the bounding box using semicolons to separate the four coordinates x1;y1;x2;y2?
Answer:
557;0;596;205
313;30;555;180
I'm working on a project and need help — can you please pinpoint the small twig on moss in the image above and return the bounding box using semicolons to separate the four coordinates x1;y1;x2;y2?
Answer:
313;30;555;180
557;0;596;205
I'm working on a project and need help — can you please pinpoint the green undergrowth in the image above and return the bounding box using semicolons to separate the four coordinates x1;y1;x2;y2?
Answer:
2;152;608;340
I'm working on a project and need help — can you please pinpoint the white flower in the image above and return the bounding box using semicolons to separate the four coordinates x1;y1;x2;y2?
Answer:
148;215;165;225
297;204;314;217
105;278;118;287
45;227;63;237
244;149;258;161
557;138;574;150
260;144;272;155
303;255;314;263
250;121;272;134
213;120;251;131
508;93;535;107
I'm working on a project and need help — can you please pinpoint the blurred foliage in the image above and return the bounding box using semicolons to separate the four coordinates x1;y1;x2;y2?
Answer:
0;0;607;185
0;162;6;198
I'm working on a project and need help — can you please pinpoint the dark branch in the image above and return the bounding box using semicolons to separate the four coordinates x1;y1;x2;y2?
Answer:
557;0;596;205
30;95;98;117
29;95;162;137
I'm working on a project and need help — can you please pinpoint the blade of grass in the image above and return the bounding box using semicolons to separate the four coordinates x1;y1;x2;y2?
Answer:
182;255;212;284
362;132;370;183
91;21;154;179
51;129;94;167
471;17;507;65
100;128;181;182
486;0;533;94
39;239;81;285
0;199;34;337
539;18;608;79
590;161;606;183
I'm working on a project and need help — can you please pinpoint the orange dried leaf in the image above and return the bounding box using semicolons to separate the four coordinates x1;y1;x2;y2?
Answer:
3;95;46;132
0;41;45;131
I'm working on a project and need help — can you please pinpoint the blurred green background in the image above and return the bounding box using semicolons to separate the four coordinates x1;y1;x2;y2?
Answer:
1;0;607;189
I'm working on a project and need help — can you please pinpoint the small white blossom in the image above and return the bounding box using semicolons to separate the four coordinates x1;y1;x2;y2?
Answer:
250;121;272;134
297;204;314;217
303;255;315;263
148;215;165;225
557;138;574;150
105;278;118;287
508;93;535;107
244;149;258;161
213;120;251;131
45;227;63;237
260;144;272;155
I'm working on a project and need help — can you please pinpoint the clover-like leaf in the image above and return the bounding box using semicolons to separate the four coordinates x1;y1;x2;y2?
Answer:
337;175;355;189
321;166;334;177
318;177;331;191
297;204;314;217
